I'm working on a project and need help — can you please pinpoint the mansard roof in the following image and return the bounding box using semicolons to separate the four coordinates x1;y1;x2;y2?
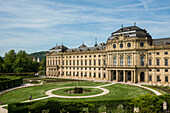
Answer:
108;26;152;40
79;43;87;48
66;43;106;52
153;37;170;45
113;26;144;33
49;45;68;52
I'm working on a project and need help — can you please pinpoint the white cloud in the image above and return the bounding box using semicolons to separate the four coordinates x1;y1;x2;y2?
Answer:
0;0;170;56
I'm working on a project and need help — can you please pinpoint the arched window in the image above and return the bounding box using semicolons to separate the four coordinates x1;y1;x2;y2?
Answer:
165;76;168;82
140;56;144;66
113;57;116;66
127;43;131;47
120;43;123;48
140;72;145;82
128;56;131;66
113;44;116;48
140;42;144;47
128;71;131;81
120;57;123;66
149;75;152;81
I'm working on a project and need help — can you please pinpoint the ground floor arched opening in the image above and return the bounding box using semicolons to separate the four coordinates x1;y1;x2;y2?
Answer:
140;72;145;82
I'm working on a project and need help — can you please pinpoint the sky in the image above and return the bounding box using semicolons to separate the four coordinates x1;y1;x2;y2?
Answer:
0;0;170;56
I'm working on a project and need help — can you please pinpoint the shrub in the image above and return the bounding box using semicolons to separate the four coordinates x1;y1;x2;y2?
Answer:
131;94;164;112
0;77;23;91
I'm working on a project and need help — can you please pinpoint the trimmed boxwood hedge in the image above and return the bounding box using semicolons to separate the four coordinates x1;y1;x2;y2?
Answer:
8;98;133;113
8;94;170;113
0;77;23;91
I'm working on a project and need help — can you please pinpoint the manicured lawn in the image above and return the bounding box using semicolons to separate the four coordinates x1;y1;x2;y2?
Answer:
52;87;103;96
0;82;108;104
38;84;150;102
0;82;150;104
142;85;170;94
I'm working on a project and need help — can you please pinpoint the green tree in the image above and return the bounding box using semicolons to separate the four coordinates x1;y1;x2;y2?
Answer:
0;56;4;73
30;61;39;72
14;50;32;73
3;50;16;73
40;59;46;71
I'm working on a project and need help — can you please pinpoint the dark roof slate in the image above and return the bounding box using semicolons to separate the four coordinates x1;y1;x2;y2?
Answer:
153;37;170;45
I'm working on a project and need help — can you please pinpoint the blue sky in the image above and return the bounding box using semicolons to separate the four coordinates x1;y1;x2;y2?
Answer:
0;0;170;56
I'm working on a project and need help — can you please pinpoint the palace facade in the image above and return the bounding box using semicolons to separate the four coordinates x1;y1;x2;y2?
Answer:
46;25;170;84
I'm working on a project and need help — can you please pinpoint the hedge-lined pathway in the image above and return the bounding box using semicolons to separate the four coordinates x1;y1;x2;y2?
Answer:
0;82;43;113
0;82;162;113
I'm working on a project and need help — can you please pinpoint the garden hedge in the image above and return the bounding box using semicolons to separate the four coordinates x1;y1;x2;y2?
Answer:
0;77;23;91
8;94;170;113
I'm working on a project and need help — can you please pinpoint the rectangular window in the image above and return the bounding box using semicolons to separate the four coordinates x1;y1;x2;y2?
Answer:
149;59;152;66
77;60;79;65
81;72;83;77
98;73;101;78
59;60;60;65
165;76;168;82
114;57;116;66
120;57;123;66
157;76;160;81
165;59;168;66
66;60;68;65
85;60;87;65
84;72;87;77
69;61;71;65
94;60;96;65
103;73;106;78
89;60;91;65
98;60;101;65
89;72;91;77
157;59;160;66
128;57;131;66
140;56;144;66
149;76;152;81
56;61;57;65
81;60;83;65
103;60;105;65
93;73;96;77
73;60;75;65
63;61;64;65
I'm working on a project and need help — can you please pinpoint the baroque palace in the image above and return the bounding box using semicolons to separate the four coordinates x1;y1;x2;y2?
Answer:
46;25;170;84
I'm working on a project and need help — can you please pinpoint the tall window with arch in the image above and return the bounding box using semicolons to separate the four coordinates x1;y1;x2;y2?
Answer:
113;57;116;66
120;57;123;66
140;56;144;66
128;56;131;66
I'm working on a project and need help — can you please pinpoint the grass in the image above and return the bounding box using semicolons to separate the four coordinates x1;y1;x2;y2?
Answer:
52;87;103;96
0;82;108;104
24;84;150;103
1;83;150;104
142;85;169;94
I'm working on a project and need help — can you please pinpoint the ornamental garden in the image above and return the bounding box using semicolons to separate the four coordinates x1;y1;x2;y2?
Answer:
0;75;170;113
